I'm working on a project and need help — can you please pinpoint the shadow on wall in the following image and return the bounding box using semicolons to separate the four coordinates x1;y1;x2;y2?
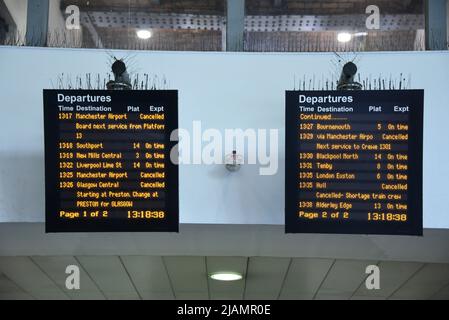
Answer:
0;153;45;222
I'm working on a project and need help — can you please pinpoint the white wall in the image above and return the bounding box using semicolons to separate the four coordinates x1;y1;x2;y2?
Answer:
0;46;448;229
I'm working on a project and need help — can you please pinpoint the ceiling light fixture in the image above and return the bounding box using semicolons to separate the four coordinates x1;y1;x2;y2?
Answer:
210;272;243;281
337;32;352;43
136;29;152;40
354;32;368;37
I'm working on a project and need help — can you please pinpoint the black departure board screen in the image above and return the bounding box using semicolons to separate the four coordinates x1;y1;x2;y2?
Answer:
44;90;179;232
285;90;423;235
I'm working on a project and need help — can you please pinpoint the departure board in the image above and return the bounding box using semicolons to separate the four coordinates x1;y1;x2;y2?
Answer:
43;90;179;232
285;90;423;235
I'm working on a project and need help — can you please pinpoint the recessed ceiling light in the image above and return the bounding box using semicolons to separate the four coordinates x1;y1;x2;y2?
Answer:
136;29;152;40
210;272;243;281
337;32;352;43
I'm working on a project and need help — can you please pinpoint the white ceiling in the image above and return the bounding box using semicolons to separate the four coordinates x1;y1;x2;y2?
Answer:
1;256;448;300
1;224;449;264
1;223;448;300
